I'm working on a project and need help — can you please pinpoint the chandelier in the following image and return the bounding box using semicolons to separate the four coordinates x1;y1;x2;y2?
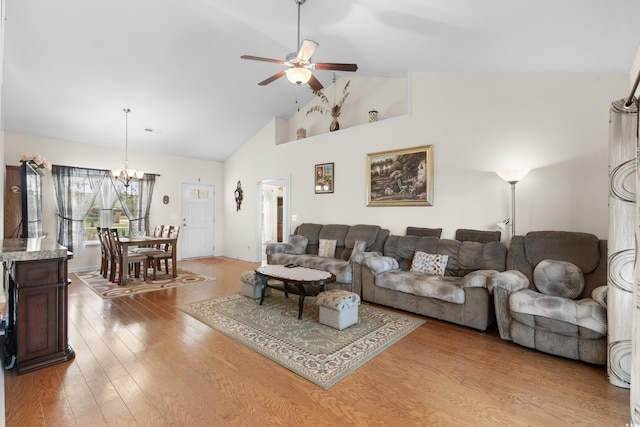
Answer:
112;108;144;187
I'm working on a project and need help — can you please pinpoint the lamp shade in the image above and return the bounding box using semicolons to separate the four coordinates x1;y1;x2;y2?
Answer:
285;67;312;85
496;169;530;184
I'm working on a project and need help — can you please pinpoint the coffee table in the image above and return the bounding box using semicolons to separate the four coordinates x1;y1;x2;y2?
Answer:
254;264;336;319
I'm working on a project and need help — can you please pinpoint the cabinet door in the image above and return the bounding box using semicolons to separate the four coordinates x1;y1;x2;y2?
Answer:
16;285;59;361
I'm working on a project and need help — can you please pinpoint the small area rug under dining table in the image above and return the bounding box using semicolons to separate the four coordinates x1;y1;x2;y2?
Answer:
75;268;213;299
178;292;425;389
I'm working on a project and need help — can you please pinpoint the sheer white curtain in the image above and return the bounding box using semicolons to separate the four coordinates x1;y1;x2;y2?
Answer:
111;174;156;235
95;178;120;229
52;166;106;256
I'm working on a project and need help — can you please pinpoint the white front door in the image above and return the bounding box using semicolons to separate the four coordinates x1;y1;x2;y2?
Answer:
180;183;215;259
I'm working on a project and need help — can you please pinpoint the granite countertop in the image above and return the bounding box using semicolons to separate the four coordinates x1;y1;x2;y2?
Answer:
0;238;69;262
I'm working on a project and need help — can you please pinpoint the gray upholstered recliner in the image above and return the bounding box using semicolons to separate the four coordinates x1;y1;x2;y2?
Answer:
489;231;607;364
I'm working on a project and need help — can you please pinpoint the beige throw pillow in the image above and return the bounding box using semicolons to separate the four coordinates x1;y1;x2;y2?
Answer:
410;251;448;276
318;239;337;258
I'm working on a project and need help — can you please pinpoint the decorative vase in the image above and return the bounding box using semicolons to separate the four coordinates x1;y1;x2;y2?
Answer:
369;110;379;122
330;117;340;132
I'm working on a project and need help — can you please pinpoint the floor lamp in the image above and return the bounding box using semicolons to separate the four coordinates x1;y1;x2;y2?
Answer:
496;170;530;237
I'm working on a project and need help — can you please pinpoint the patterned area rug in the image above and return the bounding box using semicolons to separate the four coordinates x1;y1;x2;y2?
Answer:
75;268;214;299
178;292;425;389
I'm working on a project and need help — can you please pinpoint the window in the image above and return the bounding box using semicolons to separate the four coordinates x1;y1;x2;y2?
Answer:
83;199;130;242
52;166;155;255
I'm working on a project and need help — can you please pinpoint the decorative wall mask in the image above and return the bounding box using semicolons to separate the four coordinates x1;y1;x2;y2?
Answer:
234;181;244;211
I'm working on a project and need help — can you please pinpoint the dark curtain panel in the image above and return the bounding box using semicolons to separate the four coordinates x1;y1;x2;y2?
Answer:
111;174;156;235
52;165;106;255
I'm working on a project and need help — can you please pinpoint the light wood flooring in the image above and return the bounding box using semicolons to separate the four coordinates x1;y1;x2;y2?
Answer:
4;257;631;426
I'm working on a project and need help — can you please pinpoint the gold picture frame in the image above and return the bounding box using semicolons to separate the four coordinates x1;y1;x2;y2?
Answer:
315;162;334;194
366;145;434;206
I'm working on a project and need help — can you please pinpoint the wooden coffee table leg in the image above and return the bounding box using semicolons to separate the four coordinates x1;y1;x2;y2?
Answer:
258;276;268;306
296;283;306;319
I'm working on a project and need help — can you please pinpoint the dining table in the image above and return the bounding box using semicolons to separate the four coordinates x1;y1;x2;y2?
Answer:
118;235;178;284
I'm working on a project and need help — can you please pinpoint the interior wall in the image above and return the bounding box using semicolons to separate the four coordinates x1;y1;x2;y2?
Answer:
223;72;628;262
4;132;225;271
281;76;408;143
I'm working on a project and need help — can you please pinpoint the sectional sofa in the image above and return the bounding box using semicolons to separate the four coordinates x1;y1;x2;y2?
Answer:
265;223;389;291
361;234;507;331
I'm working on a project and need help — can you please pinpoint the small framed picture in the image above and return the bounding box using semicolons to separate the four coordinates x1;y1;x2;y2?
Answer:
315;163;334;194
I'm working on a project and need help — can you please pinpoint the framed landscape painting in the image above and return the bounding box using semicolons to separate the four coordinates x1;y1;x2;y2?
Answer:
315;162;334;194
366;145;434;206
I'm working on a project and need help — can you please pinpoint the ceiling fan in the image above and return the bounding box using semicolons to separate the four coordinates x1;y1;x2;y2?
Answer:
240;0;358;92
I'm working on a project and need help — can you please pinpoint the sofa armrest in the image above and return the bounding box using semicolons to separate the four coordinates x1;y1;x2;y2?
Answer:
592;285;607;308
461;270;499;289
487;270;530;294
488;270;529;341
362;256;399;275
265;242;291;256
350;251;382;265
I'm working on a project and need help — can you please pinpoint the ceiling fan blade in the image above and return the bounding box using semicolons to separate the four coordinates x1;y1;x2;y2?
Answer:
258;70;286;86
297;39;318;61
313;62;358;72
241;55;286;65
307;74;323;92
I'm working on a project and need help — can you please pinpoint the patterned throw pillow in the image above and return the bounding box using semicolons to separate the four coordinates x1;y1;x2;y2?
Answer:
410;251;448;276
318;239;337;258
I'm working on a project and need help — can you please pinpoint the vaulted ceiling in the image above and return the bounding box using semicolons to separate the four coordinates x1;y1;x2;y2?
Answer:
4;0;640;162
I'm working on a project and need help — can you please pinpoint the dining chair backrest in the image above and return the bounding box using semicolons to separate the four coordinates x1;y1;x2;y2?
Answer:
152;224;164;237
108;228;123;257
97;227;106;251
169;225;180;240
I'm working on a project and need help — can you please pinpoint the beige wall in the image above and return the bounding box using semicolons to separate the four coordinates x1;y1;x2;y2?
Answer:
224;72;629;261
2;72;632;267
4;133;225;271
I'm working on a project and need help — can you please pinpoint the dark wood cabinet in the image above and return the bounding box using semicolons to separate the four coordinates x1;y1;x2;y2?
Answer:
7;257;75;374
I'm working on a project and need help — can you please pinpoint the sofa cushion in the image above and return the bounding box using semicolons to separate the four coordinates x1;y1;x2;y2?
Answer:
383;235;439;270
406;226;443;238
533;260;584;299
345;224;381;248
296;223;323;246
375;271;465;304
455;229;501;243
319;225;350;247
509;289;606;337
288;234;308;254
410;252;448;276
319;239;337;258
523;231;600;274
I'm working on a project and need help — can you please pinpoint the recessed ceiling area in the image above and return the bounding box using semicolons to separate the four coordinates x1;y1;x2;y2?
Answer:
3;0;640;162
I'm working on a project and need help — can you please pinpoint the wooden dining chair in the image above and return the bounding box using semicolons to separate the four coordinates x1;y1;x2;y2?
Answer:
133;225;166;254
97;227;111;278
108;228;149;285
146;225;180;280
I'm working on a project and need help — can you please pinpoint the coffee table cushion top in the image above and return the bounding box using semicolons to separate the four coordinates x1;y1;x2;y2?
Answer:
256;264;333;282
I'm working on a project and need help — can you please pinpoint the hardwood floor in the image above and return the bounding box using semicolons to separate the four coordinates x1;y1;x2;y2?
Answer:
4;257;630;426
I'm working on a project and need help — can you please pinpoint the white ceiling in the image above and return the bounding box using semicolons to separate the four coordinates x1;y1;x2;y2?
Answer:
4;0;640;162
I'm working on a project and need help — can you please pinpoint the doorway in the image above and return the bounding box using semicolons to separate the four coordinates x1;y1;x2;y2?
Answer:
257;176;290;262
180;183;215;259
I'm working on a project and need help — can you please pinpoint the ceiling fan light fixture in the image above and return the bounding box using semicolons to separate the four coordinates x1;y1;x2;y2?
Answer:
285;67;311;85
